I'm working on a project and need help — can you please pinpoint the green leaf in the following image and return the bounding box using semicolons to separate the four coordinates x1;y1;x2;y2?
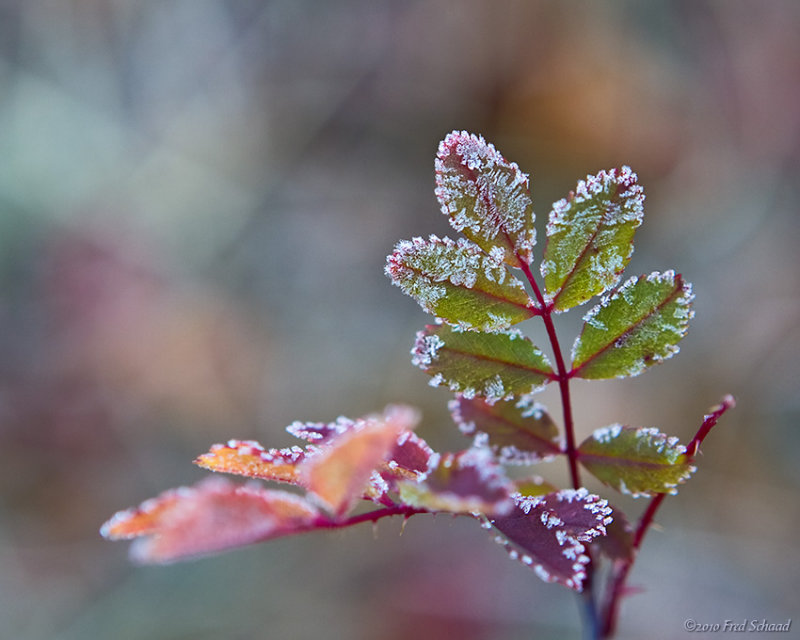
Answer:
513;475;559;497
450;395;561;463
412;324;554;401
435;131;536;266
578;425;696;497
571;271;694;379
541;167;644;311
386;235;537;331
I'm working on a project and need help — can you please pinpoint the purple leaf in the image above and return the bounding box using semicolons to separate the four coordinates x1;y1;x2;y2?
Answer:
488;489;612;591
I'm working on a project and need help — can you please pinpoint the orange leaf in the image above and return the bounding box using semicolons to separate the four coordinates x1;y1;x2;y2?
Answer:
299;412;408;517
104;477;320;564
100;488;185;540
195;440;306;485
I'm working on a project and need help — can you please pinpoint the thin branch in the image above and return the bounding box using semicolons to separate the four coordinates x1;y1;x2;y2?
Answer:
599;395;736;638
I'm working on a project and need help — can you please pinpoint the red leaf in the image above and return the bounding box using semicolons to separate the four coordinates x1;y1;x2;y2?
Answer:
101;477;319;564
379;430;438;487
592;504;634;563
488;489;612;591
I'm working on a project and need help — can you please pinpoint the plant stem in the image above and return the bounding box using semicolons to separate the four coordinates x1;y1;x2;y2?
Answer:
599;395;736;638
519;258;598;637
518;261;582;489
312;504;427;532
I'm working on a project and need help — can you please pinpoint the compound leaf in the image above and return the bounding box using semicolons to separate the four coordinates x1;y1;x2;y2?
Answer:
541;167;644;311
578;425;696;497
386;235;537;331
101;477;319;564
489;489;612;591
397;448;515;516
450;395;561;463
435;131;536;266
412;324;554;401
571;271;694;379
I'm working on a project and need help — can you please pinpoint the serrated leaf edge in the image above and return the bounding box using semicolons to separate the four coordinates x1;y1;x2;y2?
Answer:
578;424;697;497
541;166;644;309
570;270;694;378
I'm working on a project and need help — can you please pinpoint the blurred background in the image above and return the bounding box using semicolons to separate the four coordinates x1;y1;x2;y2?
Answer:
0;2;798;639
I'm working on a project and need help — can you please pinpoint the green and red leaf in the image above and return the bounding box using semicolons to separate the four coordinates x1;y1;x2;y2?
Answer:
571;271;694;379
413;324;554;401
397;448;515;516
386;235;537;331
577;425;696;497
100;477;320;564
435;131;536;266
488;489;613;591
541;167;644;311
450;395;561;463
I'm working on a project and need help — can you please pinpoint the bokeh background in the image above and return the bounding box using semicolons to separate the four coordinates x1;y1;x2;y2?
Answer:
1;2;798;639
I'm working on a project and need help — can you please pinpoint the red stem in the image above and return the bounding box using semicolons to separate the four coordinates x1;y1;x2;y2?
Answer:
599;395;735;638
312;504;427;532
518;258;597;634
518;260;582;491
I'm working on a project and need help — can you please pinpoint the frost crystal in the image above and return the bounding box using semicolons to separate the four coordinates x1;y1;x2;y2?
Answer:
411;332;445;367
592;424;623;443
386;234;535;332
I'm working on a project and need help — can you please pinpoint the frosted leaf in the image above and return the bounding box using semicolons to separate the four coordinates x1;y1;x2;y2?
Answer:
397;448;515;516
286;416;359;444
379;430;439;492
578;425;696;497
592;504;634;562
298;410;410;517
488;490;612;591
542;166;644;311
194;441;307;486
386;235;537;331
101;486;189;540
571;271;694;379
450;395;562;464
435;131;536;266
101;477;319;564
412;324;554;401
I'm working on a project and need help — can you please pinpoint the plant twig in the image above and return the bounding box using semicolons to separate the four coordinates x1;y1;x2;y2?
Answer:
599;395;736;637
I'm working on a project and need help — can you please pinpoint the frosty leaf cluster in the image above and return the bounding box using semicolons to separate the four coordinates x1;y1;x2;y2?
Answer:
102;131;733;623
